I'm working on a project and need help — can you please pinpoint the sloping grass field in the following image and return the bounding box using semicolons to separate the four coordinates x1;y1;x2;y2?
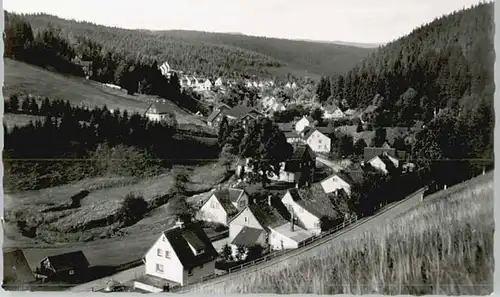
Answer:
4;58;206;126
187;172;494;295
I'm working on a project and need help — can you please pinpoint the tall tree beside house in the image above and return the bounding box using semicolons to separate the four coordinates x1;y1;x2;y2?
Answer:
316;77;331;103
118;193;149;227
354;138;368;156
356;121;364;133
168;194;193;223
239;118;294;187
221;244;233;261
218;116;230;147
310;107;324;124
373;127;387;147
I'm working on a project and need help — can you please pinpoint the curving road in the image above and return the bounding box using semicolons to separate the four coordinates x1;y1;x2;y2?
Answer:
175;187;427;293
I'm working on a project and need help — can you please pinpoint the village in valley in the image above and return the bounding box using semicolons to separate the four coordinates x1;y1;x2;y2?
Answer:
2;1;494;295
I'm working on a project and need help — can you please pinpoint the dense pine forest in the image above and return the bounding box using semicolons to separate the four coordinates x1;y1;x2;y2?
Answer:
316;2;494;188
5;11;374;79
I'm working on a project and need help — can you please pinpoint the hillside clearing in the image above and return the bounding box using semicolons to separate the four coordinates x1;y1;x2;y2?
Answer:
186;173;493;295
4;58;206;126
4;162;228;246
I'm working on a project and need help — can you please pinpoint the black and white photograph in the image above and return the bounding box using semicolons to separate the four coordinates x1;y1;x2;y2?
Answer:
2;0;495;294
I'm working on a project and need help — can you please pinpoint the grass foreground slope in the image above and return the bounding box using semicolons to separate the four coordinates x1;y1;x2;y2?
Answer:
3;58;206;126
186;172;494;295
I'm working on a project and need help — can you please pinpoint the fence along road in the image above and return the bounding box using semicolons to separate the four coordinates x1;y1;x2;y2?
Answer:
174;185;431;293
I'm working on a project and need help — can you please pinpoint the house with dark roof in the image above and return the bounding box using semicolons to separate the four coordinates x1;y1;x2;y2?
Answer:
37;251;90;282
267;144;316;186
227;195;309;255
145;101;173;123
196;188;249;226
142;221;218;287
206;104;263;128
281;184;340;235
3;249;36;290
363;142;403;174
320;170;364;196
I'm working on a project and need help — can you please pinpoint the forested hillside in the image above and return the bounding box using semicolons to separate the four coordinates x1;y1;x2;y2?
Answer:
316;2;494;189
8;12;374;79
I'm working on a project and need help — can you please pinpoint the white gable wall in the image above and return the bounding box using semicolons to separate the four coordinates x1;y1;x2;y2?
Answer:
321;175;352;195
144;234;184;285
295;117;311;133
232;192;249;210
281;192;322;235
228;208;264;243
268;228;299;250
306;131;331;153
182;259;216;286
196;195;229;226
368;157;390;174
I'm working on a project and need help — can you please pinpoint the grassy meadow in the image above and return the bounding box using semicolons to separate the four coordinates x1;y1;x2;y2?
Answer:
187;173;494;295
3;58;206;126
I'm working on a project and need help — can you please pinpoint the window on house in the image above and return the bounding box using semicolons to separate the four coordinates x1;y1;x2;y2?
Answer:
165;250;170;258
188;269;193;276
157;248;163;257
156;264;164;273
244;217;248;223
69;270;74;276
211;201;217;208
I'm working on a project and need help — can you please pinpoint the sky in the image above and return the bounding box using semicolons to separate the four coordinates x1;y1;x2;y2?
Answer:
3;0;485;44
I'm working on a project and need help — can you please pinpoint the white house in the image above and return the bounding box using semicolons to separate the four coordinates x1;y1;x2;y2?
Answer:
214;77;224;87
144;101;173;123
366;153;400;174
268;219;313;250
301;128;331;153
323;106;345;120
295;116;314;133
320;171;361;196
196;188;249;226
281;186;339;236
228;197;290;256
199;79;213;91
141;221;218;288
159;62;171;76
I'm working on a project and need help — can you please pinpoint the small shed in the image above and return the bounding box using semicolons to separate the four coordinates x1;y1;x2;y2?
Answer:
37;251;90;283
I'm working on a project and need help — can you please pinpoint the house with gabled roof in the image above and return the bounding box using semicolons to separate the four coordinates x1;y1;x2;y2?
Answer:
281;184;340;235
145;101;173;123
268;144;316;185
37;251;90;282
228;195;310;254
363;142;402;174
214;77;224;87
196;188;249;226
207;104;264;128
295;115;315;133
323;106;345;120
3;249;36;290
320;170;363;196
301;127;331;153
142;221;218;288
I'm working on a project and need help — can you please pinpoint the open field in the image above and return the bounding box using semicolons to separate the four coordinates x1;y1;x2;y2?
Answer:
183;172;493;295
3;113;44;131
4;58;206;126
3;162;231;268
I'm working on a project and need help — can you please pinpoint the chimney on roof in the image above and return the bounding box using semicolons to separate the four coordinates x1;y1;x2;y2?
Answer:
267;195;272;206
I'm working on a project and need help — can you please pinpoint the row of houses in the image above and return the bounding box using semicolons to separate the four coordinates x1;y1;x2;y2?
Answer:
140;179;341;288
